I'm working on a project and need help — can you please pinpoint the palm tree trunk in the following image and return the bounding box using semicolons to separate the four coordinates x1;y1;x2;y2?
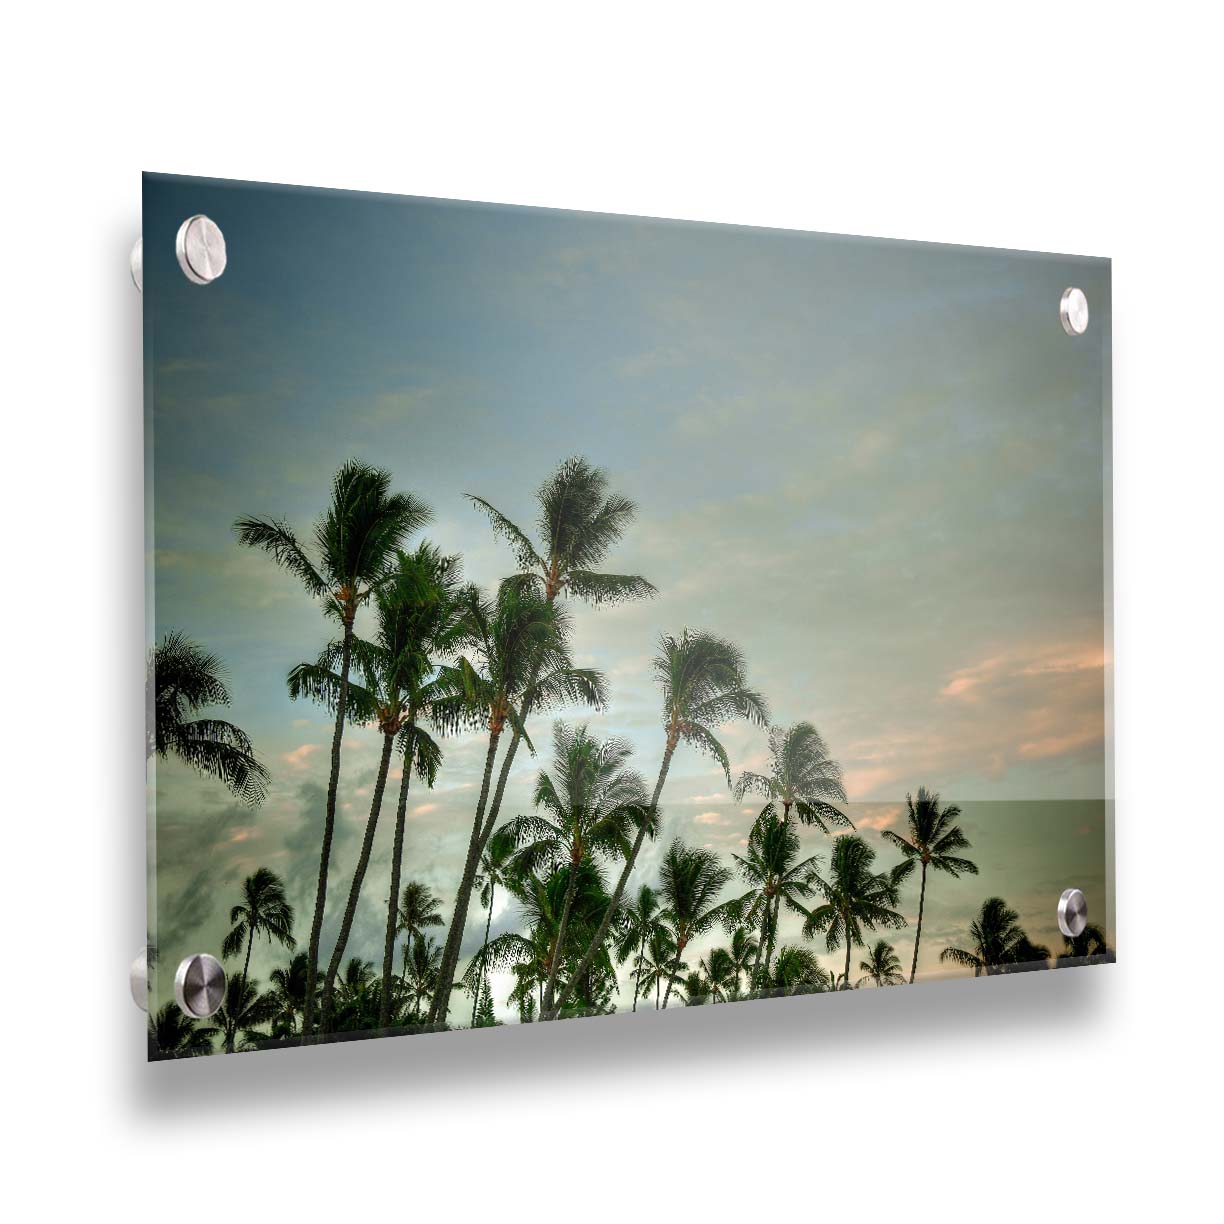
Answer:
379;728;414;1028
430;730;501;1024
241;926;255;998
844;929;853;990
471;885;496;1027
749;905;768;993
767;894;781;970
541;868;578;1014
320;729;394;1030
632;931;646;1012
548;741;676;1019
302;623;353;1038
909;862;927;984
661;936;685;1010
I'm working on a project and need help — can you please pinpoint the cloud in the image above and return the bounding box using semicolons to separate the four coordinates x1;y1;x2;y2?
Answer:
283;743;321;769
694;811;722;825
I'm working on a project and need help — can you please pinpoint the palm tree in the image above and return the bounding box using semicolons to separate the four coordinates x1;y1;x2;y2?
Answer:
376;545;472;1026
204;974;277;1053
803;834;909;989
504;723;650;1015
331;957;382;1032
149;631;270;804
658;839;734;1009
735;722;850;832
396;880;445;990
236;459;430;1036
1006;936;1052;973
552;628;768;1018
881;787;977;983
634;924;682;1010
148;1002;214;1059
268;951;313;1037
765;945;833;995
614;883;665;1012
469;456;656;610
468;826;521;1026
427;582;606;1023
470;859;623;1019
857;939;905;987
1055;923;1113;967
289;547;461;1030
428;458;655;1022
940;897;1029;977
726;926;760;998
220;867;296;1001
695;946;737;1003
402;935;443;1022
731;813;820;990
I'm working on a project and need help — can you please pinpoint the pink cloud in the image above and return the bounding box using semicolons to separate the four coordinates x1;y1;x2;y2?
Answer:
694;811;722;825
283;744;320;769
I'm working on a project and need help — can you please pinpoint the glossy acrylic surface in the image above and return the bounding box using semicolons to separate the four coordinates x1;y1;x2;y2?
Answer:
144;173;1112;1058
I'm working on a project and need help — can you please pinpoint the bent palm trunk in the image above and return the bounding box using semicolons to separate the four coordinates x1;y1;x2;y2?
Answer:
548;741;676;1019
541;867;578;1014
303;624;353;1038
320;729;394;1030
430;731;501;1024
379;727;414;1028
909;861;927;984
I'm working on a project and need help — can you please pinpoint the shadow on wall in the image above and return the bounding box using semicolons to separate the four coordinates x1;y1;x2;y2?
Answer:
127;961;1110;1120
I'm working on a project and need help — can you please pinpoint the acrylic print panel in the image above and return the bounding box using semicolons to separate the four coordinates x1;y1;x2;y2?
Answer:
143;173;1113;1059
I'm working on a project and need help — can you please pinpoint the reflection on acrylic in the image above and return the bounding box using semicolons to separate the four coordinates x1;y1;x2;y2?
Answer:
143;175;1113;1057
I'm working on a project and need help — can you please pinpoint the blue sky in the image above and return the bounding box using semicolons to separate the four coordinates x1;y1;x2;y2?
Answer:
145;174;1112;1019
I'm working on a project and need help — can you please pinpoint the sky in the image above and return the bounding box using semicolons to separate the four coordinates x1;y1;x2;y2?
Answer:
144;173;1113;1022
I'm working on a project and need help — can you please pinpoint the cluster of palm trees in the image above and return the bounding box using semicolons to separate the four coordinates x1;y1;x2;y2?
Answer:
148;455;1112;1058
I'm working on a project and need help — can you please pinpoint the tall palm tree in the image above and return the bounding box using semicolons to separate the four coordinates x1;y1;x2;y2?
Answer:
735;722;850;833
939;897;1029;977
468;826;521;1026
376;545;472;1026
504;723;650;1015
204;974;277;1053
148;1002;214;1059
857;939;905;987
268;951;313;1037
803;834;909;989
149;631;270;804
429;458;655;1021
614;883;665;1012
552;628;768;1017
881;787;977;983
236;459;430;1036
289;547;461;1030
220;867;296;1001
427;582;606;1023
658;839;734;1009
731;813;820;990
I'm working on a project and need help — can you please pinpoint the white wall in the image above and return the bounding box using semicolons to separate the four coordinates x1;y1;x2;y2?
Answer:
4;4;1218;1218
